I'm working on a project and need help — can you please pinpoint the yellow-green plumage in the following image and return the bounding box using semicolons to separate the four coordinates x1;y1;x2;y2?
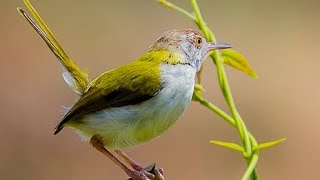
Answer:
138;49;184;64
55;50;182;133
54;49;196;149
50;28;232;149
57;61;161;126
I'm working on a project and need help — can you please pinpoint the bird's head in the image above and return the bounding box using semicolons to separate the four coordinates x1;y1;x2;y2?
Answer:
147;29;231;71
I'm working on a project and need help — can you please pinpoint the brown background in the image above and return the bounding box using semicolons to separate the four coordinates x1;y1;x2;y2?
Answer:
1;0;320;179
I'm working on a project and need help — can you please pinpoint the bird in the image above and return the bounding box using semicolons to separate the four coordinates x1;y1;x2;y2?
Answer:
17;5;231;180
57;29;231;180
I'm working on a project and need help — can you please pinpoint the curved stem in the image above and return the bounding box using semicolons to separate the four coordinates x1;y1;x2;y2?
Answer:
159;0;260;179
158;0;196;21
190;0;252;158
190;0;209;38
243;152;259;180
213;52;252;157
194;91;259;180
193;92;259;154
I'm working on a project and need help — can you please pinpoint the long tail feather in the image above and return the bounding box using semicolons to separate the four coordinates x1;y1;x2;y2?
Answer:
17;0;90;95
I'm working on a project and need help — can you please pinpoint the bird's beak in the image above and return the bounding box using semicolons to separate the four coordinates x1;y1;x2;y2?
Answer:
207;42;232;51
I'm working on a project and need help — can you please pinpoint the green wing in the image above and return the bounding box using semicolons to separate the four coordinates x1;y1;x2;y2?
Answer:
54;61;162;134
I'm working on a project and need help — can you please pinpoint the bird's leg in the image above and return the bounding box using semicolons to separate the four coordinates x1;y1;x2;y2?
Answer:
115;150;144;171
115;150;165;180
90;136;154;180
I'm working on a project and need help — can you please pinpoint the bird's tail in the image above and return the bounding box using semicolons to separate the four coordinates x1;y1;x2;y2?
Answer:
17;0;90;95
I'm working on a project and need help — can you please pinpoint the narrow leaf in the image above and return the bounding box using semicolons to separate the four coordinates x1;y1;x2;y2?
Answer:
210;140;244;152
221;49;257;78
253;138;287;151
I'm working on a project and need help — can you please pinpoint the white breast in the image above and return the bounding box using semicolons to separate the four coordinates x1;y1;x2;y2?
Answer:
72;64;196;150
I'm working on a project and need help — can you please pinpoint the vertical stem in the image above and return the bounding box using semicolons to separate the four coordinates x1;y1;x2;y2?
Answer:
243;153;259;180
158;0;262;179
190;0;209;38
189;0;257;179
190;0;252;157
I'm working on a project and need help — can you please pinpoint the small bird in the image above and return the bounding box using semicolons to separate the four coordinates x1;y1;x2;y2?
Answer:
17;5;231;180
60;30;230;179
56;30;231;179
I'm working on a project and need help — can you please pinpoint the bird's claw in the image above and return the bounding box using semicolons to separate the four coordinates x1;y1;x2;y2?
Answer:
126;169;152;180
144;163;164;180
153;168;164;180
127;164;164;180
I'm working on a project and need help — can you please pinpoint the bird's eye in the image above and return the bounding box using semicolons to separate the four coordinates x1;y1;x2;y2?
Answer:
194;37;203;48
196;37;202;45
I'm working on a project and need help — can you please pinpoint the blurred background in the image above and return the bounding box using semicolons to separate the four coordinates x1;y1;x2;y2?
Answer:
1;0;320;179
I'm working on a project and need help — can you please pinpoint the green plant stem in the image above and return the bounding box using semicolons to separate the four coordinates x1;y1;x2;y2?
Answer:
189;0;251;153
244;153;259;180
193;91;259;151
193;92;259;180
159;0;260;179
212;52;252;155
158;0;196;21
189;0;252;160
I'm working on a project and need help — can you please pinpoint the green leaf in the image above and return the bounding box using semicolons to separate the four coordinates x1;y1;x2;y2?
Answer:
221;49;257;78
253;138;287;151
210;140;244;152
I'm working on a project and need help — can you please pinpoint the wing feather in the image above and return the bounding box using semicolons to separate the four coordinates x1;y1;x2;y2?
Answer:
54;61;162;134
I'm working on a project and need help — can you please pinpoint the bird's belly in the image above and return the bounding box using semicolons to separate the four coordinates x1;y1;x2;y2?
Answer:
71;64;196;150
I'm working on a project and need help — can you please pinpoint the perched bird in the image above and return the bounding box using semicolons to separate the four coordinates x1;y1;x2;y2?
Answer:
58;29;230;179
17;5;231;180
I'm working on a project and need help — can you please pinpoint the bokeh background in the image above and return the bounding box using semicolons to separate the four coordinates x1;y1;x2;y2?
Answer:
1;0;320;179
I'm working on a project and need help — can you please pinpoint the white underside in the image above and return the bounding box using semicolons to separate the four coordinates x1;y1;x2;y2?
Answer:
68;63;196;150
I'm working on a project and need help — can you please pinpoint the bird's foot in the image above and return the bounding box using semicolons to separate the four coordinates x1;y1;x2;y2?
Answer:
125;168;154;180
127;164;164;180
114;150;164;179
153;168;164;180
143;163;164;180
